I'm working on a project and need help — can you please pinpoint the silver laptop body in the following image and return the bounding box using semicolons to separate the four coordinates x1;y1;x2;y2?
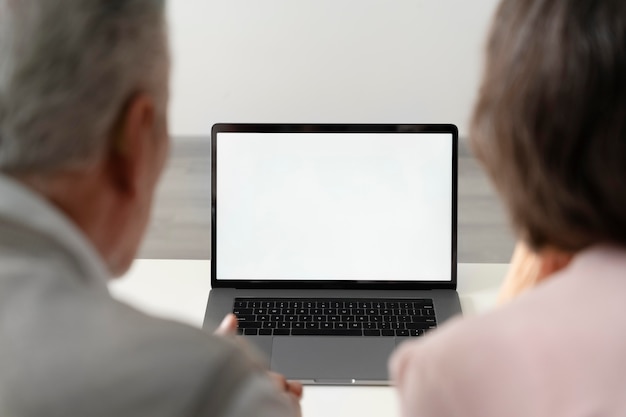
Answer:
204;123;462;385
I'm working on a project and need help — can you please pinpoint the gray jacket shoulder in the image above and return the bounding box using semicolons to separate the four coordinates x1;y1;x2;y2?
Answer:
0;257;258;417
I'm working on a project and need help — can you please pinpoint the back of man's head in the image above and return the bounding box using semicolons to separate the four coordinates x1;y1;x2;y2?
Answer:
0;0;168;174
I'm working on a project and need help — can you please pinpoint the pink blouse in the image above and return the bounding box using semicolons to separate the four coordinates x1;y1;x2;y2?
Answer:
390;246;626;417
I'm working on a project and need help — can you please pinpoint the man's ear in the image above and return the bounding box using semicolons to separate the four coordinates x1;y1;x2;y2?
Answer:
107;93;156;196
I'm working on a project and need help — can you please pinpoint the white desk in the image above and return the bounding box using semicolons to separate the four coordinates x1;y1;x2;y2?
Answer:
109;260;508;417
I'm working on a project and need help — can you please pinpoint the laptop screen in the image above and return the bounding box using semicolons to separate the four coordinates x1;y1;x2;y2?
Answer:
213;125;456;284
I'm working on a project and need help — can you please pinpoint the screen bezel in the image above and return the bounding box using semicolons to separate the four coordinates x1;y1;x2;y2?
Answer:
211;123;458;290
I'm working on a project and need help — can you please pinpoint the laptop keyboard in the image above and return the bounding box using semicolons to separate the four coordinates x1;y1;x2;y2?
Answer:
233;298;437;337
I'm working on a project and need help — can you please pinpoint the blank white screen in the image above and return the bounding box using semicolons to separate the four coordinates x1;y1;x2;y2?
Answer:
216;132;453;281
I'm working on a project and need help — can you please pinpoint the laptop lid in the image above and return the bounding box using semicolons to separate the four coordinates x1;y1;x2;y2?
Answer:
211;124;458;290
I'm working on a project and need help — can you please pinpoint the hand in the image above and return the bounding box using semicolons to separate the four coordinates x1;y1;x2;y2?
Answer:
214;313;238;336
269;372;304;400
269;371;303;417
498;241;543;305
214;315;304;402
498;241;573;305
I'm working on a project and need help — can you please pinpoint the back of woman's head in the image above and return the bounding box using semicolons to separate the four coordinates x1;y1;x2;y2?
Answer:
472;0;626;252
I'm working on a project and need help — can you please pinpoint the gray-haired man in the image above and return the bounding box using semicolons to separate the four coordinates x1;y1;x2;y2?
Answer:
0;1;301;416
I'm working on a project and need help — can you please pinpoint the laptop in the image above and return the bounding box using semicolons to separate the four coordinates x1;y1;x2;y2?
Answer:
203;123;462;385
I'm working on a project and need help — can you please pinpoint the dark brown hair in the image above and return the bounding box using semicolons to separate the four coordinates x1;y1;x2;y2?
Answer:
471;0;626;252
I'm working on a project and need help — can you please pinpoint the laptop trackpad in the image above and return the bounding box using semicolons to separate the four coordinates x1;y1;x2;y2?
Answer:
271;337;396;383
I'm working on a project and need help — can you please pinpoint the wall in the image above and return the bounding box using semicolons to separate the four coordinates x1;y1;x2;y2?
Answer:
168;0;501;138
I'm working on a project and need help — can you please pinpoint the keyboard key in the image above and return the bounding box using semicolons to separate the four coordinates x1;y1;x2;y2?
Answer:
291;329;362;336
364;330;380;336
273;329;290;336
269;308;280;315
281;308;294;315
410;329;424;337
335;323;347;329
238;322;262;329
412;317;437;324
331;301;342;308
278;322;290;329
324;308;337;315
271;315;282;322
406;322;431;330
259;329;272;335
314;315;326;322
258;315;269;322
396;329;409;337
381;330;395;337
329;316;340;322
235;315;256;322
307;322;319;329
424;309;435;316
234;301;247;308
237;328;244;335
244;329;258;336
261;302;273;308
233;308;253;315
349;322;361;329
292;322;304;329
391;322;405;330
320;322;332;329
263;322;277;329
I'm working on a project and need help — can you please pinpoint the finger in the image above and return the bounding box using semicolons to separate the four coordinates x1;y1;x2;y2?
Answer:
214;314;238;336
269;372;287;390
269;372;303;399
286;380;304;398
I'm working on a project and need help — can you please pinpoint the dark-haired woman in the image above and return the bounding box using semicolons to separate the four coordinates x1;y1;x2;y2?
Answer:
390;1;626;416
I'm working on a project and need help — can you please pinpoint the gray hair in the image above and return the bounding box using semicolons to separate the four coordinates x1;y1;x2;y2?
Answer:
0;0;168;173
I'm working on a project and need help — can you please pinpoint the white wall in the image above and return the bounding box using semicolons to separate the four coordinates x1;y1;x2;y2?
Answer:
168;0;500;138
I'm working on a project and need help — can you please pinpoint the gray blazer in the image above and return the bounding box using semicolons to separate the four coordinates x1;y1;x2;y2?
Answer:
0;176;298;417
